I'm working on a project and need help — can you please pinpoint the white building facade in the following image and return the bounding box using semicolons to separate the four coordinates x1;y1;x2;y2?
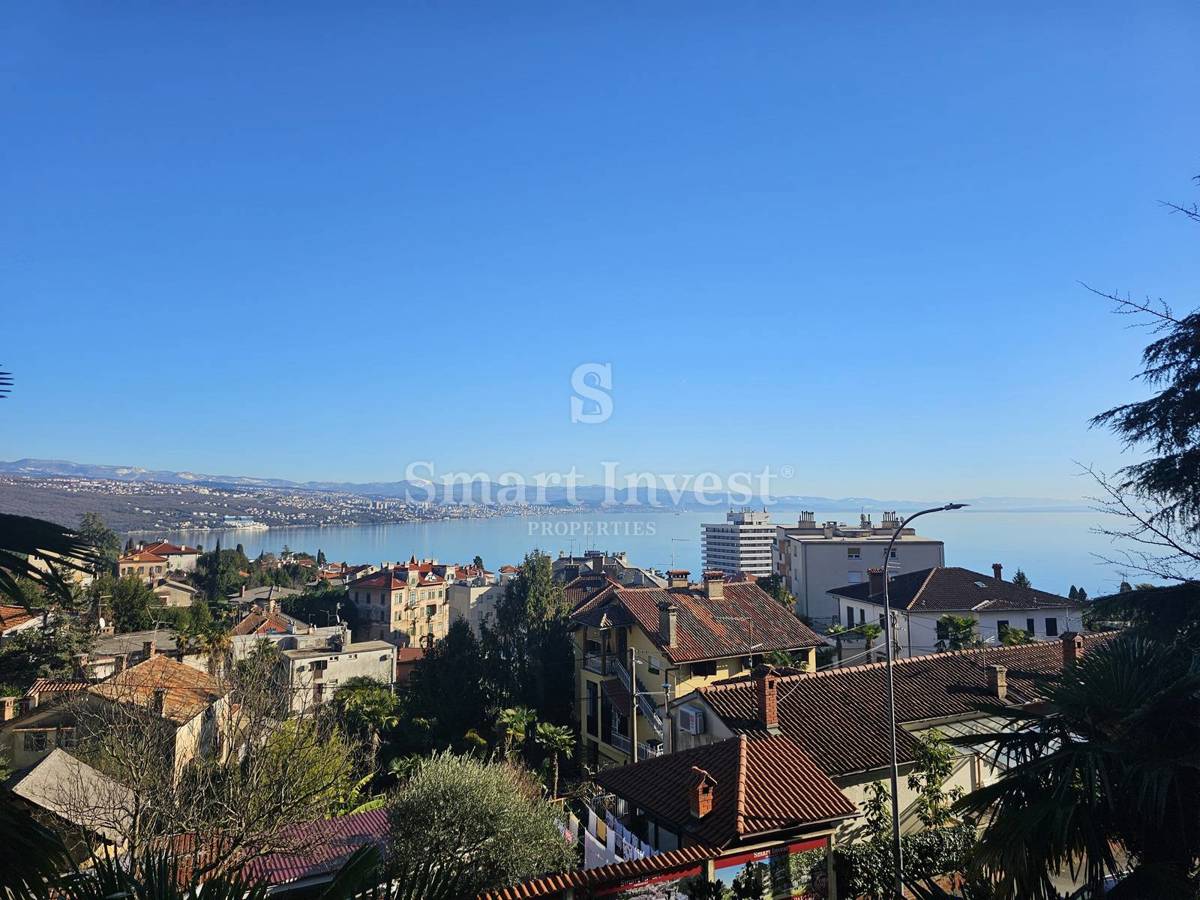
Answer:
701;509;775;577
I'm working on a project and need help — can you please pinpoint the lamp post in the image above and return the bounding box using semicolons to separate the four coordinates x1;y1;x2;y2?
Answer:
880;502;967;898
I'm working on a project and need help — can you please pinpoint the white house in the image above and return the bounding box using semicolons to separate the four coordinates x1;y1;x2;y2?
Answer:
827;564;1083;659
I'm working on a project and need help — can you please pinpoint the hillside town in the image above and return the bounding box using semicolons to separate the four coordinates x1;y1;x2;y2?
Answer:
0;496;1172;897
3;5;1198;898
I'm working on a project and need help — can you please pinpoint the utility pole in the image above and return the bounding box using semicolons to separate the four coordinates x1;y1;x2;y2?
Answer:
629;645;638;764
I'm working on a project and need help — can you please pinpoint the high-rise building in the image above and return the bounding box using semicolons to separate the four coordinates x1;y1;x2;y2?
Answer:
701;509;775;576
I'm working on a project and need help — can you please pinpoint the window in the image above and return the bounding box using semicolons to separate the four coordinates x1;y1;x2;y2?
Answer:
858;608;865;625
691;660;717;677
1026;617;1035;636
1045;617;1059;637
647;655;660;675
847;547;861;559
997;620;1009;637
23;731;48;752
845;606;855;628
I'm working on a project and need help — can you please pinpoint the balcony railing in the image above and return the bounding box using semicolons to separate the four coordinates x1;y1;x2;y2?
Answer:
609;732;632;755
609;657;664;736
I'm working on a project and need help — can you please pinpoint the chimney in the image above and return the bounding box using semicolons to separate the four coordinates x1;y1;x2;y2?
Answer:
0;696;17;722
992;563;1003;581
689;767;716;819
1061;632;1085;668
24;690;40;712
143;640;156;660
868;567;885;596
822;522;835;539
667;570;689;590
754;665;780;733
114;654;128;674
703;570;724;600
240;584;246;598
151;688;167;716
658;601;678;647
987;665;1008;702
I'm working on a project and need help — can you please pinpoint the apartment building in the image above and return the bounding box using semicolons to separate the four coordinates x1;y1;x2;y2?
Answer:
701;508;775;577
278;639;396;714
348;557;490;646
772;511;944;623
570;570;823;768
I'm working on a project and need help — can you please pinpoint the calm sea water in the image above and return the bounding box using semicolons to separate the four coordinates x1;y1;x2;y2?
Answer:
162;507;1129;598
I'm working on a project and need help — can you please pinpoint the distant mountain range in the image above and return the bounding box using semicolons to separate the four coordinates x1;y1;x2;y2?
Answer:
0;458;1089;512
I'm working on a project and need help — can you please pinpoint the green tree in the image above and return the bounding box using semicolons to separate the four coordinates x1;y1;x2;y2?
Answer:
757;573;796;609
496;706;535;760
334;677;399;768
957;637;1200;899
826;623;848;665
934;614;977;652
77;512;121;575
473;554;484;570
101;574;156;632
907;730;962;829
0;618;92;693
481;551;574;725
860;622;882;659
1010;569;1031;589
406;619;487;751
534;721;574;797
386;752;576;896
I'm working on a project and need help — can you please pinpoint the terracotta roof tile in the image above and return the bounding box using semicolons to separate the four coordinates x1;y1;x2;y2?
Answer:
0;605;36;631
242;809;389;886
89;655;223;725
595;734;856;848
478;846;717;899
572;581;824;664
696;633;1115;776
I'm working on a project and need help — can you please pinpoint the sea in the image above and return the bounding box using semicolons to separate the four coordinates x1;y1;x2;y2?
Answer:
160;507;1131;598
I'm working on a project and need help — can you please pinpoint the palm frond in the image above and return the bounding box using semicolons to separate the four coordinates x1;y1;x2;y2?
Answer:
0;365;11;398
0;513;101;607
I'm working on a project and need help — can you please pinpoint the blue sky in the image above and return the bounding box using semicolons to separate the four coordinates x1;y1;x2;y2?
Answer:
2;3;1197;499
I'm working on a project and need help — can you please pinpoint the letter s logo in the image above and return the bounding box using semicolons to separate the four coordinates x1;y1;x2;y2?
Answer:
570;363;613;424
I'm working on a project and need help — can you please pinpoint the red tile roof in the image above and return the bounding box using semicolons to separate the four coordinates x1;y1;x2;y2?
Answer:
0;605;36;632
25;678;89;697
478;845;717;899
563;573;620;611
242;808;389;887
572;581;824;664
89;654;223;725
140;541;199;556
119;550;168;564
695;633;1115;776
231;610;298;636
829;566;1080;613
595;734;856;848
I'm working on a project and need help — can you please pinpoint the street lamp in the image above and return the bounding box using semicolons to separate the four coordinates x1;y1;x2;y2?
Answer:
880;502;967;898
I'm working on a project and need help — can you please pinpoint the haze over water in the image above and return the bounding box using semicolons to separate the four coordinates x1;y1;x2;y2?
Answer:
164;508;1128;598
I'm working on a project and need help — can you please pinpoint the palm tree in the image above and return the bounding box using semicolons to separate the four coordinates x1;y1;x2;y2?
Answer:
956;637;1200;899
859;622;882;660
826;624;848;665
0;514;99;607
496;706;536;759
534;722;575;797
334;677;400;767
935;614;977;651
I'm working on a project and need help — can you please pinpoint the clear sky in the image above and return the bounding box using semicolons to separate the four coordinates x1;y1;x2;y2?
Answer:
2;3;1197;500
